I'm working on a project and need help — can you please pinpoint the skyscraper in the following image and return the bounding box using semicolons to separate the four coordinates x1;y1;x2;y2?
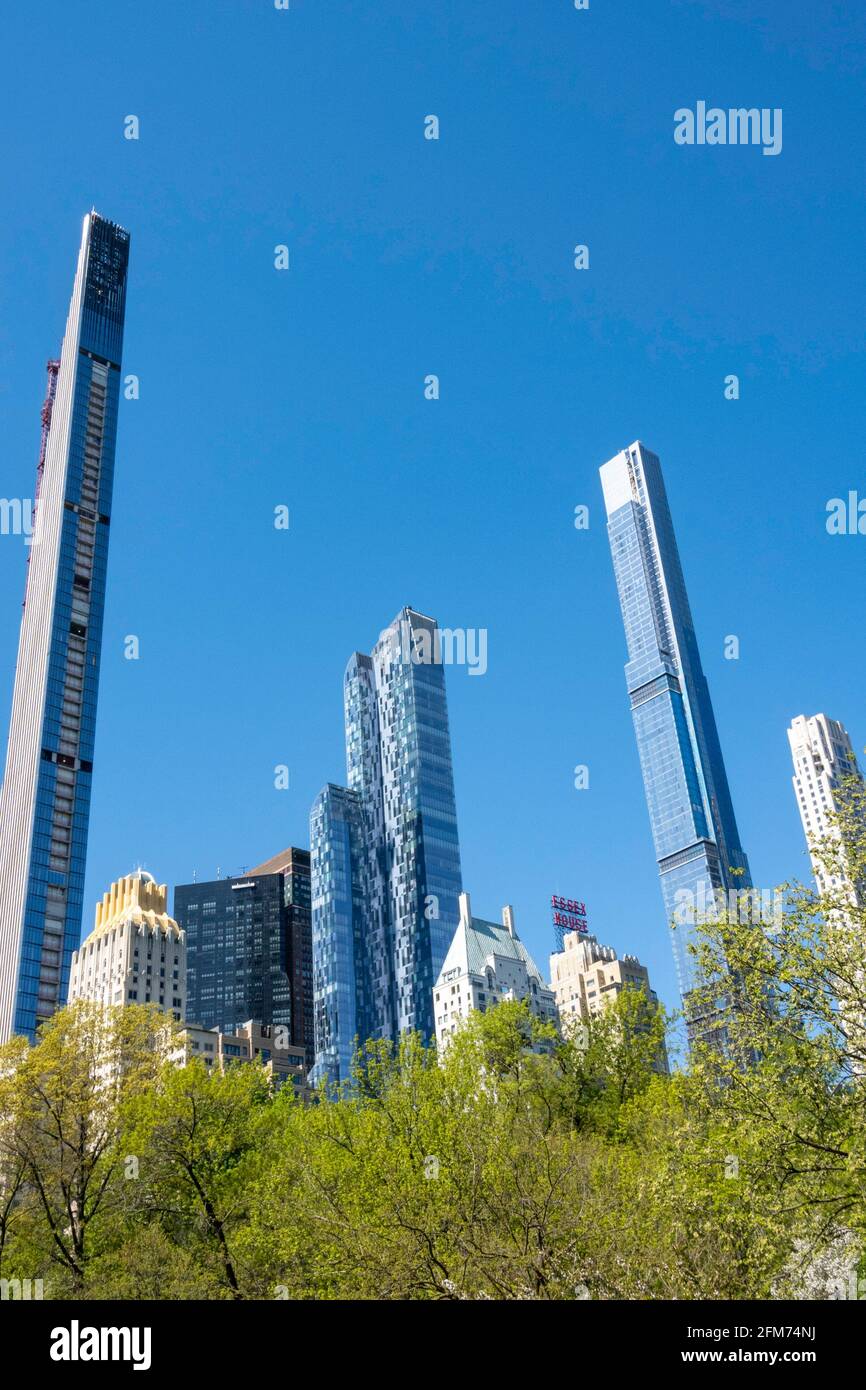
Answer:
310;607;463;1085
788;713;864;897
68;869;186;1021
0;212;130;1043
174;846;313;1062
310;782;368;1085
600;442;751;1024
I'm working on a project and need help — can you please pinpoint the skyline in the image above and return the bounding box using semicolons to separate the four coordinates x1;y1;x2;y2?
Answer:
0;241;858;1028
1;1;865;1024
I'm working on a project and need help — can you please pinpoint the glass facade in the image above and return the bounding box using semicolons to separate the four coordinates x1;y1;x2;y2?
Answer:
242;845;315;1073
175;872;293;1038
310;783;368;1085
281;849;315;1074
601;443;751;1020
0;213;129;1042
310;608;463;1085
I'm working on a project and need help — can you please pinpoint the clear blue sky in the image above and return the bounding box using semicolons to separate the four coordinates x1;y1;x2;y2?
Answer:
1;0;864;1025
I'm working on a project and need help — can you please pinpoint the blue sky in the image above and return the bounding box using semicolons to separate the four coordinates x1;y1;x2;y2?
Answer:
1;0;865;1025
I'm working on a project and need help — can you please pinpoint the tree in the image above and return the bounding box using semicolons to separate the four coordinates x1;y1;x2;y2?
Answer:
0;1001;178;1295
685;777;866;1289
121;1057;274;1299
552;985;669;1137
241;1003;666;1300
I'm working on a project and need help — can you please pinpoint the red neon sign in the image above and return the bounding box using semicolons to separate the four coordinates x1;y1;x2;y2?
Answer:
551;894;588;934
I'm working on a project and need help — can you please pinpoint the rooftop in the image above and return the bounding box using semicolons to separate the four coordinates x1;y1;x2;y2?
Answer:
437;892;548;988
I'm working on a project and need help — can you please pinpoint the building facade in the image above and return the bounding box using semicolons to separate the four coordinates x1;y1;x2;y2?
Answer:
68;869;185;1021
600;442;751;1028
433;892;557;1049
245;846;314;1072
0;212;130;1043
174;1019;308;1097
788;713;864;897
309;783;368;1086
174;847;312;1062
311;607;463;1085
550;930;655;1022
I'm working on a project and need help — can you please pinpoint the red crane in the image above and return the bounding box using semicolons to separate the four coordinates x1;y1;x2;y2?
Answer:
23;358;60;608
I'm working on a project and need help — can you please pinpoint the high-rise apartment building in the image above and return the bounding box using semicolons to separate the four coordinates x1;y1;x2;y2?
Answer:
600;442;751;1027
0;212;130;1042
68;869;185;1020
174;847;313;1066
433;892;558;1050
788;713;864;896
311;607;463;1085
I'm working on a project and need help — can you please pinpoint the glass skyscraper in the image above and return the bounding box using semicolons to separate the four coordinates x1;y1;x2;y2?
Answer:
600;442;751;1026
310;782;369;1084
310;607;463;1085
0;212;130;1043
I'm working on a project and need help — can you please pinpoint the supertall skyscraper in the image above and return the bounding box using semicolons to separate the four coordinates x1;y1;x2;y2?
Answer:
600;442;751;1022
311;607;463;1084
0;212;130;1043
788;713;864;897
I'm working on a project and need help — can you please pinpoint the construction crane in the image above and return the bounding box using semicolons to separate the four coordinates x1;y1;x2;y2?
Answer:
23;358;60;608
